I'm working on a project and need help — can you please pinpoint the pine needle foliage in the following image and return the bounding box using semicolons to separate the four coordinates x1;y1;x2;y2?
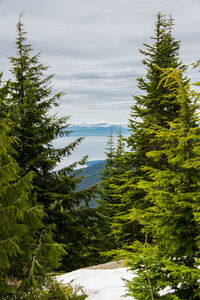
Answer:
98;129;129;252
99;131;115;205
99;130;127;216
0;86;65;298
8;17;85;199
110;13;188;245
125;68;200;299
5;17;96;271
0;113;33;296
96;132;116;252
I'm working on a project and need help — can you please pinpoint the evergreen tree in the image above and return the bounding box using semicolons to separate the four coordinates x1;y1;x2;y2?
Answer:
111;13;188;245
114;126;126;170
97;132;116;251
98;129;128;251
108;127;136;246
125;68;200;300
0;110;33;296
99;131;115;197
98;130;127;221
0;97;64;298
101;131;115;179
6;17;95;271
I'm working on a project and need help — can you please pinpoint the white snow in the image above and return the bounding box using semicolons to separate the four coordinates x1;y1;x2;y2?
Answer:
56;267;134;300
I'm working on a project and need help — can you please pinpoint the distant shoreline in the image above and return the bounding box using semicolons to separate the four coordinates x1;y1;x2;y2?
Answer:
64;125;129;137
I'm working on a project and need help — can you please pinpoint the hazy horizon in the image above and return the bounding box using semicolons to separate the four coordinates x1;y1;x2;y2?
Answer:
53;123;129;170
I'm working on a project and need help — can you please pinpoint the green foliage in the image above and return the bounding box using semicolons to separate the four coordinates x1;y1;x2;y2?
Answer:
101;131;115;179
18;281;88;300
7;17;84;195
4;16;97;272
96;129;130;256
109;12;188;247
5;280;88;300
125;69;200;299
99;130;126;215
60;282;88;300
0;113;32;296
0;99;65;298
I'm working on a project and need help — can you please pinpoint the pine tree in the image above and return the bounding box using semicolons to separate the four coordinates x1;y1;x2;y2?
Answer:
111;13;188;245
8;17;84;194
108;127;137;246
0;96;64;298
0;110;33;296
96;132;116;251
98;129;129;251
114;126;126;170
125;68;200;300
99;131;115;195
101;131;115;179
6;17;95;271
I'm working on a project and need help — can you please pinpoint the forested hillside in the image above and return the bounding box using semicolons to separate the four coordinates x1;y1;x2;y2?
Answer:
77;161;104;190
76;161;105;207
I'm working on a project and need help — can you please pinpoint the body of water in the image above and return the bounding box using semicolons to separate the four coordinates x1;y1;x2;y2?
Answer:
53;125;129;171
53;135;108;170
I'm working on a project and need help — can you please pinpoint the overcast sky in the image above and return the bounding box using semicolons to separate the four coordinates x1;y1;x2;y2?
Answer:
0;0;200;125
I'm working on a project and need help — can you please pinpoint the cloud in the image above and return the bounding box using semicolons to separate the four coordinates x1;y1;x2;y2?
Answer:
0;0;200;124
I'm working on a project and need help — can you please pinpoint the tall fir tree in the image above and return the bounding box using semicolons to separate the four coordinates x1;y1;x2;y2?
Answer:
98;129;129;252
99;131;115;200
114;126;126;169
124;68;200;300
6;17;95;271
99;129;126;223
110;13;188;245
0;107;32;297
102;131;115;177
97;132;116;251
108;127;135;246
0;90;64;298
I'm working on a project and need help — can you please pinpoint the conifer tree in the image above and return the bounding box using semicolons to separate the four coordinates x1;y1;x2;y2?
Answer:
99;131;115;198
98;129;128;250
109;127;137;246
97;132;116;250
0;97;64;298
125;68;200;300
111;13;188;245
102;128;127;223
101;131;115;179
8;17;84;196
114;126;126;170
0;110;33;296
6;17;95;271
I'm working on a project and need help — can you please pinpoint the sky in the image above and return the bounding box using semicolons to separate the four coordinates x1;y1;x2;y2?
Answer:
0;0;200;125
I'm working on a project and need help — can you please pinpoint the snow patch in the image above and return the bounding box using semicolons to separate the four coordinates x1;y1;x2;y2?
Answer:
56;267;134;300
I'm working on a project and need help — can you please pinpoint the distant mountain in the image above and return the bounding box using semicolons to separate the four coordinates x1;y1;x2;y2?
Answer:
67;125;129;137
86;160;105;167
77;160;105;191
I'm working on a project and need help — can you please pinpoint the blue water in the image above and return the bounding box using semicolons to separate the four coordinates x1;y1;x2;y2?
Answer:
53;125;129;171
53;135;108;170
68;125;129;137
